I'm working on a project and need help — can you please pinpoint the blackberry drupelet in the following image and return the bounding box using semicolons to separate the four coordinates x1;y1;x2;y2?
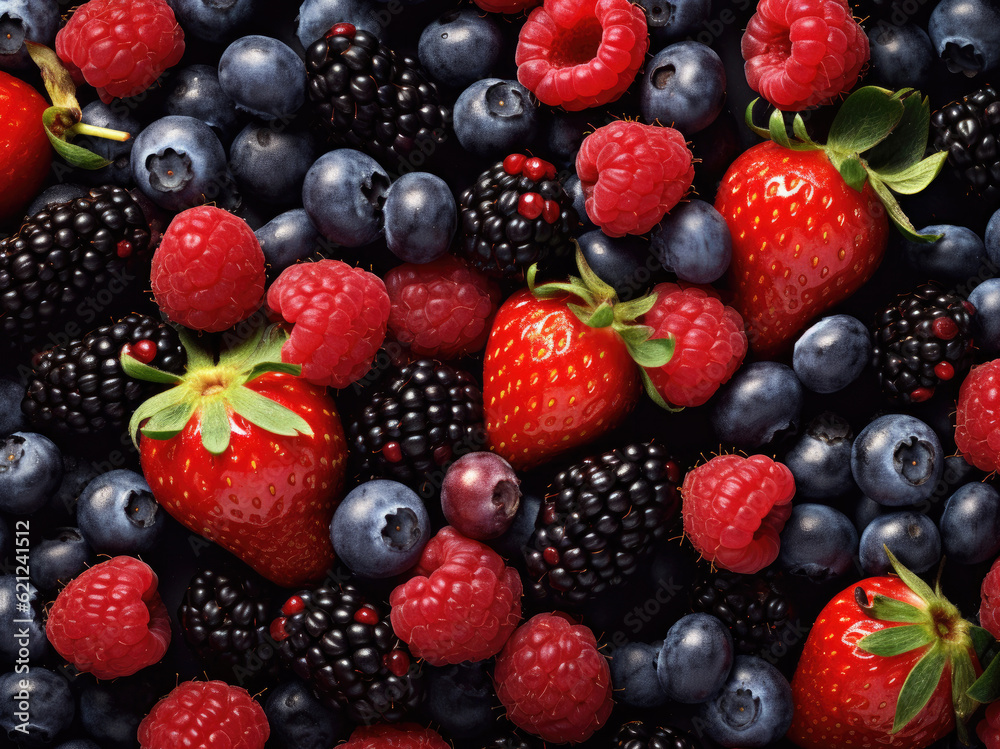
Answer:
523;443;682;606
305;23;449;168
22;313;184;436
614;721;698;749
457;154;577;279
0;185;154;347
872;282;975;403
271;582;423;724
931;86;1000;197
348;358;484;495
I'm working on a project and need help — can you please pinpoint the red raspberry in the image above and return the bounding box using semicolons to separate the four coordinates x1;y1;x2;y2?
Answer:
475;0;541;11
55;0;184;105
385;256;501;360
341;723;450;749
46;556;171;679
267;259;390;389
682;454;795;574
955;359;1000;472
641;283;748;408
979;700;1000;749
742;0;869;111
137;680;269;749
494;613;613;743
151;206;266;333
389;526;522;665
575;121;694;237
980;556;1000;639
515;0;648;111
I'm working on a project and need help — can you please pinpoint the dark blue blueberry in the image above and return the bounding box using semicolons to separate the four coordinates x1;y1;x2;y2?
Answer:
782;413;855;499
425;661;495;739
265;679;344;749
851;414;944;506
302;149;389;246
0;377;25;436
577;230;662;301
640;42;726;134
76;469;164;555
855;495;892;533
902;224;987;280
859;510;941;574
78;676;161;749
969;278;1000;354
867;22;934;90
778;504;859;581
53;741;102;749
650;199;732;284
42;455;99;526
656;613;733;703
610;641;668;707
986;207;1000;267
168;0;256;42
0;668;73;747
218;36;306;122
29;528;90;591
563;174;596;233
230;124;315;206
453;79;539;159
164;65;241;145
698;655;794;749
792;314;871;393
383;172;457;263
256;209;328;279
544;112;591;168
0;432;62;515
0;576;47;664
0;0;59;70
710;362;803;447
940;482;1000;564
636;0;711;45
418;9;502;89
75;101;141;187
24;184;88;217
296;0;381;45
330;479;430;578
131;115;229;212
489;490;541;561
929;0;1000;77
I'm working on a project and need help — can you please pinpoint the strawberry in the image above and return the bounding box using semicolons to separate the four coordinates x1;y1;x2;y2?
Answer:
0;70;51;223
484;246;673;469
716;87;948;356
122;325;347;587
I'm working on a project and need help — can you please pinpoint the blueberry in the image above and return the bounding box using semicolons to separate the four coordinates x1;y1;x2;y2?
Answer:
383;172;457;263
610;641;668;707
0;432;62;515
218;36;306;122
418;9;503;89
74;101;141;188
636;0;711;44
711;362;803;447
303;149;390;247
168;0;256;42
544;111;591;168
867;22;935;90
986;206;1000;267
164;65;241;145
0;576;47;664
296;0;381;45
656;613;734;703
29;528;91;591
0;0;59;70
698;655;794;748
969;278;1000;354
577;230;662;301
24;184;88;217
265;680;344;749
563;174;596;232
330;479;431;577
851;414;944;506
77;469;164;555
43;455;99;525
0;668;73;747
257;209;327;280
783;413;855;499
902;224;987;280
131;115;229;212
0;377;25;436
230;124;315;206
78;676;161;749
778;504;859;581
489;490;541;561
649;199;732;284
929;0;1000;76
640;42;726;135
53;742;102;749
425;661;496;739
792;314;871;393
855;495;897;533
453;79;539;158
940;482;1000;564
859;510;941;575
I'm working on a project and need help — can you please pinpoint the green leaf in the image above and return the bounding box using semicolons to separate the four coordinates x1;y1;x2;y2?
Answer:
613;293;659;322
744;99;771;140
827;86;904;155
884;547;938;602
768;107;792;149
951;644;979;725
244;360;302;383
792;114;816;145
865;92;931;173
857;592;928;624
228;386;314;437
837;155;868;193
127;386;189;448
640;368;683;412
877;151;949;195
868;177;934;243
858;625;934;656
893;640;946;733
120;352;185;385
626;336;674;369
970;625;998;660
572;301;614;328
574;245;617;301
41;107;112;170
140;400;197;441
200;399;232;455
613;323;655;347
969;648;1000;703
526;262;539;291
178;328;215;370
26;41;81;112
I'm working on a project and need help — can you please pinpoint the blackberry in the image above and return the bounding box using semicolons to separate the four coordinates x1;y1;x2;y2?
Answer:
305;24;449;169
348;358;484;496
931;86;1000;197
22;313;185;436
0;185;154;347
613;721;698;749
872;282;975;403
524;443;683;606
457;154;577;279
272;582;423;724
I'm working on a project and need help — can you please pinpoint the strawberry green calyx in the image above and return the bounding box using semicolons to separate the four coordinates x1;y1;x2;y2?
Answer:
122;324;313;455
745;87;948;243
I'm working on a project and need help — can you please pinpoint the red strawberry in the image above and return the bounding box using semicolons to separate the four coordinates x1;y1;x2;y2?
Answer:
123;325;347;587
0;70;50;223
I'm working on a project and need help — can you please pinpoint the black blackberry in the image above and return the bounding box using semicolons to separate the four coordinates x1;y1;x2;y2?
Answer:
305;24;449;168
0;185;153;347
872;282;975;403
931;86;1000;197
273;582;423;724
348;358;484;495
22;313;185;436
613;721;698;749
457;155;577;279
691;569;794;658
524;443;683;606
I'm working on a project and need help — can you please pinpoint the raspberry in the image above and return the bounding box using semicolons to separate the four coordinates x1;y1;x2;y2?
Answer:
341;723;450;749
681;454;795;574
741;0;869;111
979;700;1000;749
137;680;269;749
515;0;648;111
575;121;694;237
389;526;522;665
45;556;171;679
151;206;266;333
385;256;501;360
494;613;613;743
641;283;748;408
955;359;1000;472
267;259;391;389
55;0;185;104
980;556;1000;639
